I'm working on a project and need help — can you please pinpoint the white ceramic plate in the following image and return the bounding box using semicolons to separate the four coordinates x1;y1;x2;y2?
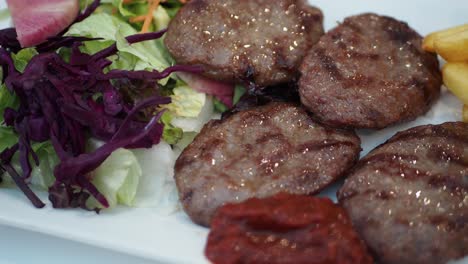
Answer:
0;0;467;263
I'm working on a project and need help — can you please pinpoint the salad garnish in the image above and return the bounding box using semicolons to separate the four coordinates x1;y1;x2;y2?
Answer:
0;0;202;211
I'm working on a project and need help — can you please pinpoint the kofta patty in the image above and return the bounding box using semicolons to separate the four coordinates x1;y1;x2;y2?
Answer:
165;0;324;87
338;122;468;264
299;13;442;129
175;102;361;226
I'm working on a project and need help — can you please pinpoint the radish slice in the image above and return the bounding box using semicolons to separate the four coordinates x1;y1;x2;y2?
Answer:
177;72;235;107
7;0;79;47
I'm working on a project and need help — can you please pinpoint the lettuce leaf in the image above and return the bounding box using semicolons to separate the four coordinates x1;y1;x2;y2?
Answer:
90;146;142;208
132;141;178;210
87;141;180;211
0;48;35;122
166;85;206;118
0;84;19;123
66;13;173;78
172;96;219;132
233;85;247;105
11;48;38;73
113;0;147;18
115;26;173;73
174;131;197;153
0;137;58;190
213;84;246;113
0;126;17;152
67;13;129;39
0;8;10;21
161;112;183;145
213;98;229;113
29;142;59;189
152;5;171;31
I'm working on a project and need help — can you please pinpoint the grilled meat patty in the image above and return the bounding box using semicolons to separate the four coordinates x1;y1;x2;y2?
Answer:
165;0;324;87
175;102;361;226
338;122;468;264
299;13;442;129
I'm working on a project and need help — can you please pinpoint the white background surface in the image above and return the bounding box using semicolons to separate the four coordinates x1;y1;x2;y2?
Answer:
0;0;467;263
0;225;156;264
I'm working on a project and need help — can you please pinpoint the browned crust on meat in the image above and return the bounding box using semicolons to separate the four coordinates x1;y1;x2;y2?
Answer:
337;122;468;264
165;0;324;86
299;13;442;129
175;102;361;226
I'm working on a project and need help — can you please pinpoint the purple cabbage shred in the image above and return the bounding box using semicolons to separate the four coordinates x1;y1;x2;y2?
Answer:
0;28;21;53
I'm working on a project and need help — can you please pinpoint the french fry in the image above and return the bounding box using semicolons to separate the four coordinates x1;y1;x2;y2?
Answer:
434;29;468;62
463;105;468;123
423;23;468;52
442;62;468;105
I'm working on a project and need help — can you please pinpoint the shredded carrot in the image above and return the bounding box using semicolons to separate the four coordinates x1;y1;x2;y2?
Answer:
124;0;190;33
140;0;160;33
129;15;147;23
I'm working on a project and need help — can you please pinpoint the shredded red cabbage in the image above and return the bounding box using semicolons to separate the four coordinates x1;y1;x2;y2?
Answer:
75;0;101;23
0;25;200;210
0;28;21;53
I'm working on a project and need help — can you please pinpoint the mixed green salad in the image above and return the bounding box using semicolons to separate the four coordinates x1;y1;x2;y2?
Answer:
0;0;244;211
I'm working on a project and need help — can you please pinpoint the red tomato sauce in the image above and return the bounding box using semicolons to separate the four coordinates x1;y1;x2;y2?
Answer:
205;193;373;264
